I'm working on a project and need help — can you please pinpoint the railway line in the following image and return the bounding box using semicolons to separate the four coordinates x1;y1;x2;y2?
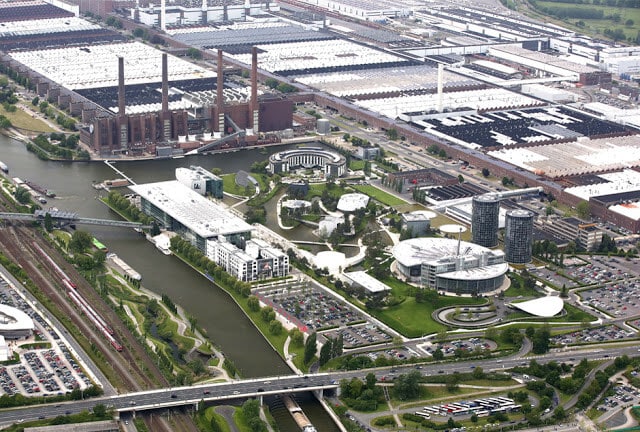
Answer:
0;194;198;430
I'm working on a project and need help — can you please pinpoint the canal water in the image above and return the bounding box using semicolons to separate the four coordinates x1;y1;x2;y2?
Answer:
0;135;340;431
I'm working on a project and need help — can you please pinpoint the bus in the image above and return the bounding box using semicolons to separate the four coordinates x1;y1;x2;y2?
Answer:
415;411;431;419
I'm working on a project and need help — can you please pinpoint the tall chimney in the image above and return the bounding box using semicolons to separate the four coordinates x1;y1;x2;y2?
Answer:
201;0;207;24
118;56;126;116
216;49;224;134
244;0;251;17
161;53;168;114
437;63;444;113
161;0;167;31
251;46;258;131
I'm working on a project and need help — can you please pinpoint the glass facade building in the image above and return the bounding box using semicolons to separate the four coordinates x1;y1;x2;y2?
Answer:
505;209;534;263
472;194;500;248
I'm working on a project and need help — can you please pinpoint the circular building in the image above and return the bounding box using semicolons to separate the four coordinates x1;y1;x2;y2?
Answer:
472;194;500;248
392;237;508;295
505;209;535;263
268;147;347;178
337;193;369;213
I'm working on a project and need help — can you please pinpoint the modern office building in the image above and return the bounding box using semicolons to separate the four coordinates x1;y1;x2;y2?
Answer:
401;210;436;237
472;194;500;248
505;209;535;263
535;216;604;251
175;166;223;199
206;238;289;282
268;147;347;178
392;238;508;295
129;180;253;252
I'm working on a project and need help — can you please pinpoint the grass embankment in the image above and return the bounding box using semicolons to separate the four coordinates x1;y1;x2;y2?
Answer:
351;184;407;206
0;104;55;134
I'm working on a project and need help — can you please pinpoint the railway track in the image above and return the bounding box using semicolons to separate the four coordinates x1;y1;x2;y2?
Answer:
0;219;199;431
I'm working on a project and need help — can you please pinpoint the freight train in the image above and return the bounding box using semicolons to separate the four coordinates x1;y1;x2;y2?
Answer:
32;242;123;352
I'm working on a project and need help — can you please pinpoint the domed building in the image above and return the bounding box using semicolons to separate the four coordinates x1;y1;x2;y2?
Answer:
392;237;508;295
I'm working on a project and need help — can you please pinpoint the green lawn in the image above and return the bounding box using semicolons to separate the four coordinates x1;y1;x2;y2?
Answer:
0;104;56;133
350;160;365;171
370;295;485;337
351;184;407;206
222;173;255;196
533;1;640;40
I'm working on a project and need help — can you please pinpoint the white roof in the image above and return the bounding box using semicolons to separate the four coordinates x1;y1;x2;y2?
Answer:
282;200;311;209
609;202;640;222
439;224;467;234
403;210;436;222
392;237;507;280
10;41;215;90
314;251;346;274
130;181;253;239
344;271;391;293
337;193;369;212
0;304;34;333
510;296;564;317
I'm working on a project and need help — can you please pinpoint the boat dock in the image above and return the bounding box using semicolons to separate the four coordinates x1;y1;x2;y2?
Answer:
104;160;136;186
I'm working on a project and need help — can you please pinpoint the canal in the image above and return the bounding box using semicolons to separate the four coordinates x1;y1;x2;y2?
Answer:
0;135;341;431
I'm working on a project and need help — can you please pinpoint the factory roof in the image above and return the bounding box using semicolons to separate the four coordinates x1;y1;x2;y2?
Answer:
344;271;392;293
564;169;640;201
130;181;253;239
490;44;599;74
0;304;35;334
228;39;409;76
10;41;215;90
510;296;564;317
609;202;640;222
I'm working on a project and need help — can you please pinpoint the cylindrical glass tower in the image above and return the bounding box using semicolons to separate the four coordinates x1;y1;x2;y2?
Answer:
505;209;535;263
472;194;500;248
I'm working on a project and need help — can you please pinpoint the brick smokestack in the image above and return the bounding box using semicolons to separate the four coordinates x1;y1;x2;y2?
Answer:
162;52;168;114
118;56;125;116
217;49;224;116
251;46;258;130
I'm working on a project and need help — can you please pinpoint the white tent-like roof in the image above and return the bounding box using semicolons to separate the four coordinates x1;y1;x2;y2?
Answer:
510;296;564;318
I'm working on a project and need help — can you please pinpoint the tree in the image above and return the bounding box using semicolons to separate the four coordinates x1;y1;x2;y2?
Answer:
393;370;422;400
432;348;444;361
458;174;464;183
319;341;332;365
69;230;93;253
576;200;590;219
14;186;31;204
304;332;317;364
247;295;260;312
481;167;490;177
386;128;399;140
44;212;53;232
186;47;202;60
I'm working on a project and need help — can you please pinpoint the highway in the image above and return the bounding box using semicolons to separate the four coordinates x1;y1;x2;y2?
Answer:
2;343;639;424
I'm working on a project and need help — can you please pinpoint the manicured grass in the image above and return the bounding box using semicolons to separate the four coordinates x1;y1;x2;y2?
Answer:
534;1;640;40
0;104;56;133
370;295;485;337
351;184;407;206
222;173;255;196
503;283;542;298
350;159;365;171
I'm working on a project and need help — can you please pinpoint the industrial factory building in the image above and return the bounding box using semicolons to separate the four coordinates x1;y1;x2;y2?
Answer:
0;2;293;157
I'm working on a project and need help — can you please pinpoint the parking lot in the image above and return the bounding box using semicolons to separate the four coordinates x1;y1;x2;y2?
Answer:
322;324;391;349
0;275;92;397
550;325;636;346
529;267;579;289
580;281;640;319
253;279;394;349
